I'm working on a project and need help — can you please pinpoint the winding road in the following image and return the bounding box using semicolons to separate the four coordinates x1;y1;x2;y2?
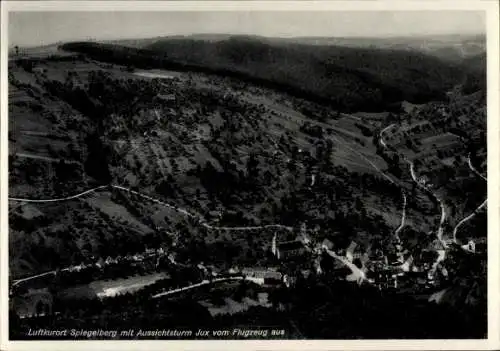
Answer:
9;182;298;286
452;199;487;244
394;192;407;241
405;158;449;278
10;118;405;235
451;153;488;243
406;160;448;247
382;122;488;275
10;110;472;291
10;123;403;287
379;122;446;244
379;123;396;149
380;122;453;279
467;153;487;181
10;184;294;232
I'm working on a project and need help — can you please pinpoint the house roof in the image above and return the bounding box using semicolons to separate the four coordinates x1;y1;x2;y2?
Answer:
241;268;282;280
429;239;446;251
277;240;304;251
242;266;278;272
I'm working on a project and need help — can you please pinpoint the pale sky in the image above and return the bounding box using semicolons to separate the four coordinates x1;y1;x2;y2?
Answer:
9;11;486;48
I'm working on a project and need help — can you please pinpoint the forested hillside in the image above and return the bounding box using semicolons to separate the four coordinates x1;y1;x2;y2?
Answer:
460;53;486;94
61;37;471;112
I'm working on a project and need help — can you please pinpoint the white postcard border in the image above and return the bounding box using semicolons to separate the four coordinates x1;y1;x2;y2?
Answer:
1;1;498;350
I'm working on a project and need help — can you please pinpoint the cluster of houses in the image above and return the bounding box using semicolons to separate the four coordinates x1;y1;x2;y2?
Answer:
67;247;169;273
266;221;457;292
339;235;484;291
364;237;451;290
13;217;485;317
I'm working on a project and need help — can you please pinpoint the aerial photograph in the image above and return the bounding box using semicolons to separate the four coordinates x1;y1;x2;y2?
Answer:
6;9;488;340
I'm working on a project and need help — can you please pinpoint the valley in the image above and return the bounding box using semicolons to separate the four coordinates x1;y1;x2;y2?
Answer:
8;36;487;339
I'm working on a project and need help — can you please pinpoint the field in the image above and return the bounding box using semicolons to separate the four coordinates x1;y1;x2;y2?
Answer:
58;272;169;299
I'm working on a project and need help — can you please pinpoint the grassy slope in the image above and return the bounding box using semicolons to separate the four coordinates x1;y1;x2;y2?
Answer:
9;37;486;277
9;55;421;278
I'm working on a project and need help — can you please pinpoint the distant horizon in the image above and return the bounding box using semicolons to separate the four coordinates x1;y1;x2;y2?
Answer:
12;31;487;50
9;11;486;48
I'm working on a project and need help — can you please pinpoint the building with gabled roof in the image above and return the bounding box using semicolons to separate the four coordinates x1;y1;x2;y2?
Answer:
241;267;282;285
461;239;476;253
275;240;306;260
105;256;118;265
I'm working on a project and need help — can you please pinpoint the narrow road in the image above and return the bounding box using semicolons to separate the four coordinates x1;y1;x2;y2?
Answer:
336;135;396;185
6;117;430;289
9;184;294;232
151;276;245;299
379;123;440;224
452;200;487;243
468;153;487;181
378;125;449;278
203;223;292;231
8;185;109;203
394;192;407;241
9;106;399;230
379;122;450;281
12;271;55;286
12;267;70;286
379;123;396;149
406;160;448;247
110;185;198;219
452;154;487;243
323;248;367;285
112;186;295;232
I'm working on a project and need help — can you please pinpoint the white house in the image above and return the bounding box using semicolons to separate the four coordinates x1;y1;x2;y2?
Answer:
461;239;476;253
241;267;282;285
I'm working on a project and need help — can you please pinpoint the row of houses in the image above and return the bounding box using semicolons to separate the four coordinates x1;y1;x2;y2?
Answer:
67;247;168;273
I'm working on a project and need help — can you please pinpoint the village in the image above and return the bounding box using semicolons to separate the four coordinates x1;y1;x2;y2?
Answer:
9;212;485;321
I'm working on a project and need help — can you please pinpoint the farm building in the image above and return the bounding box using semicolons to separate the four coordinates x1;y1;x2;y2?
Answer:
241;267;282;285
